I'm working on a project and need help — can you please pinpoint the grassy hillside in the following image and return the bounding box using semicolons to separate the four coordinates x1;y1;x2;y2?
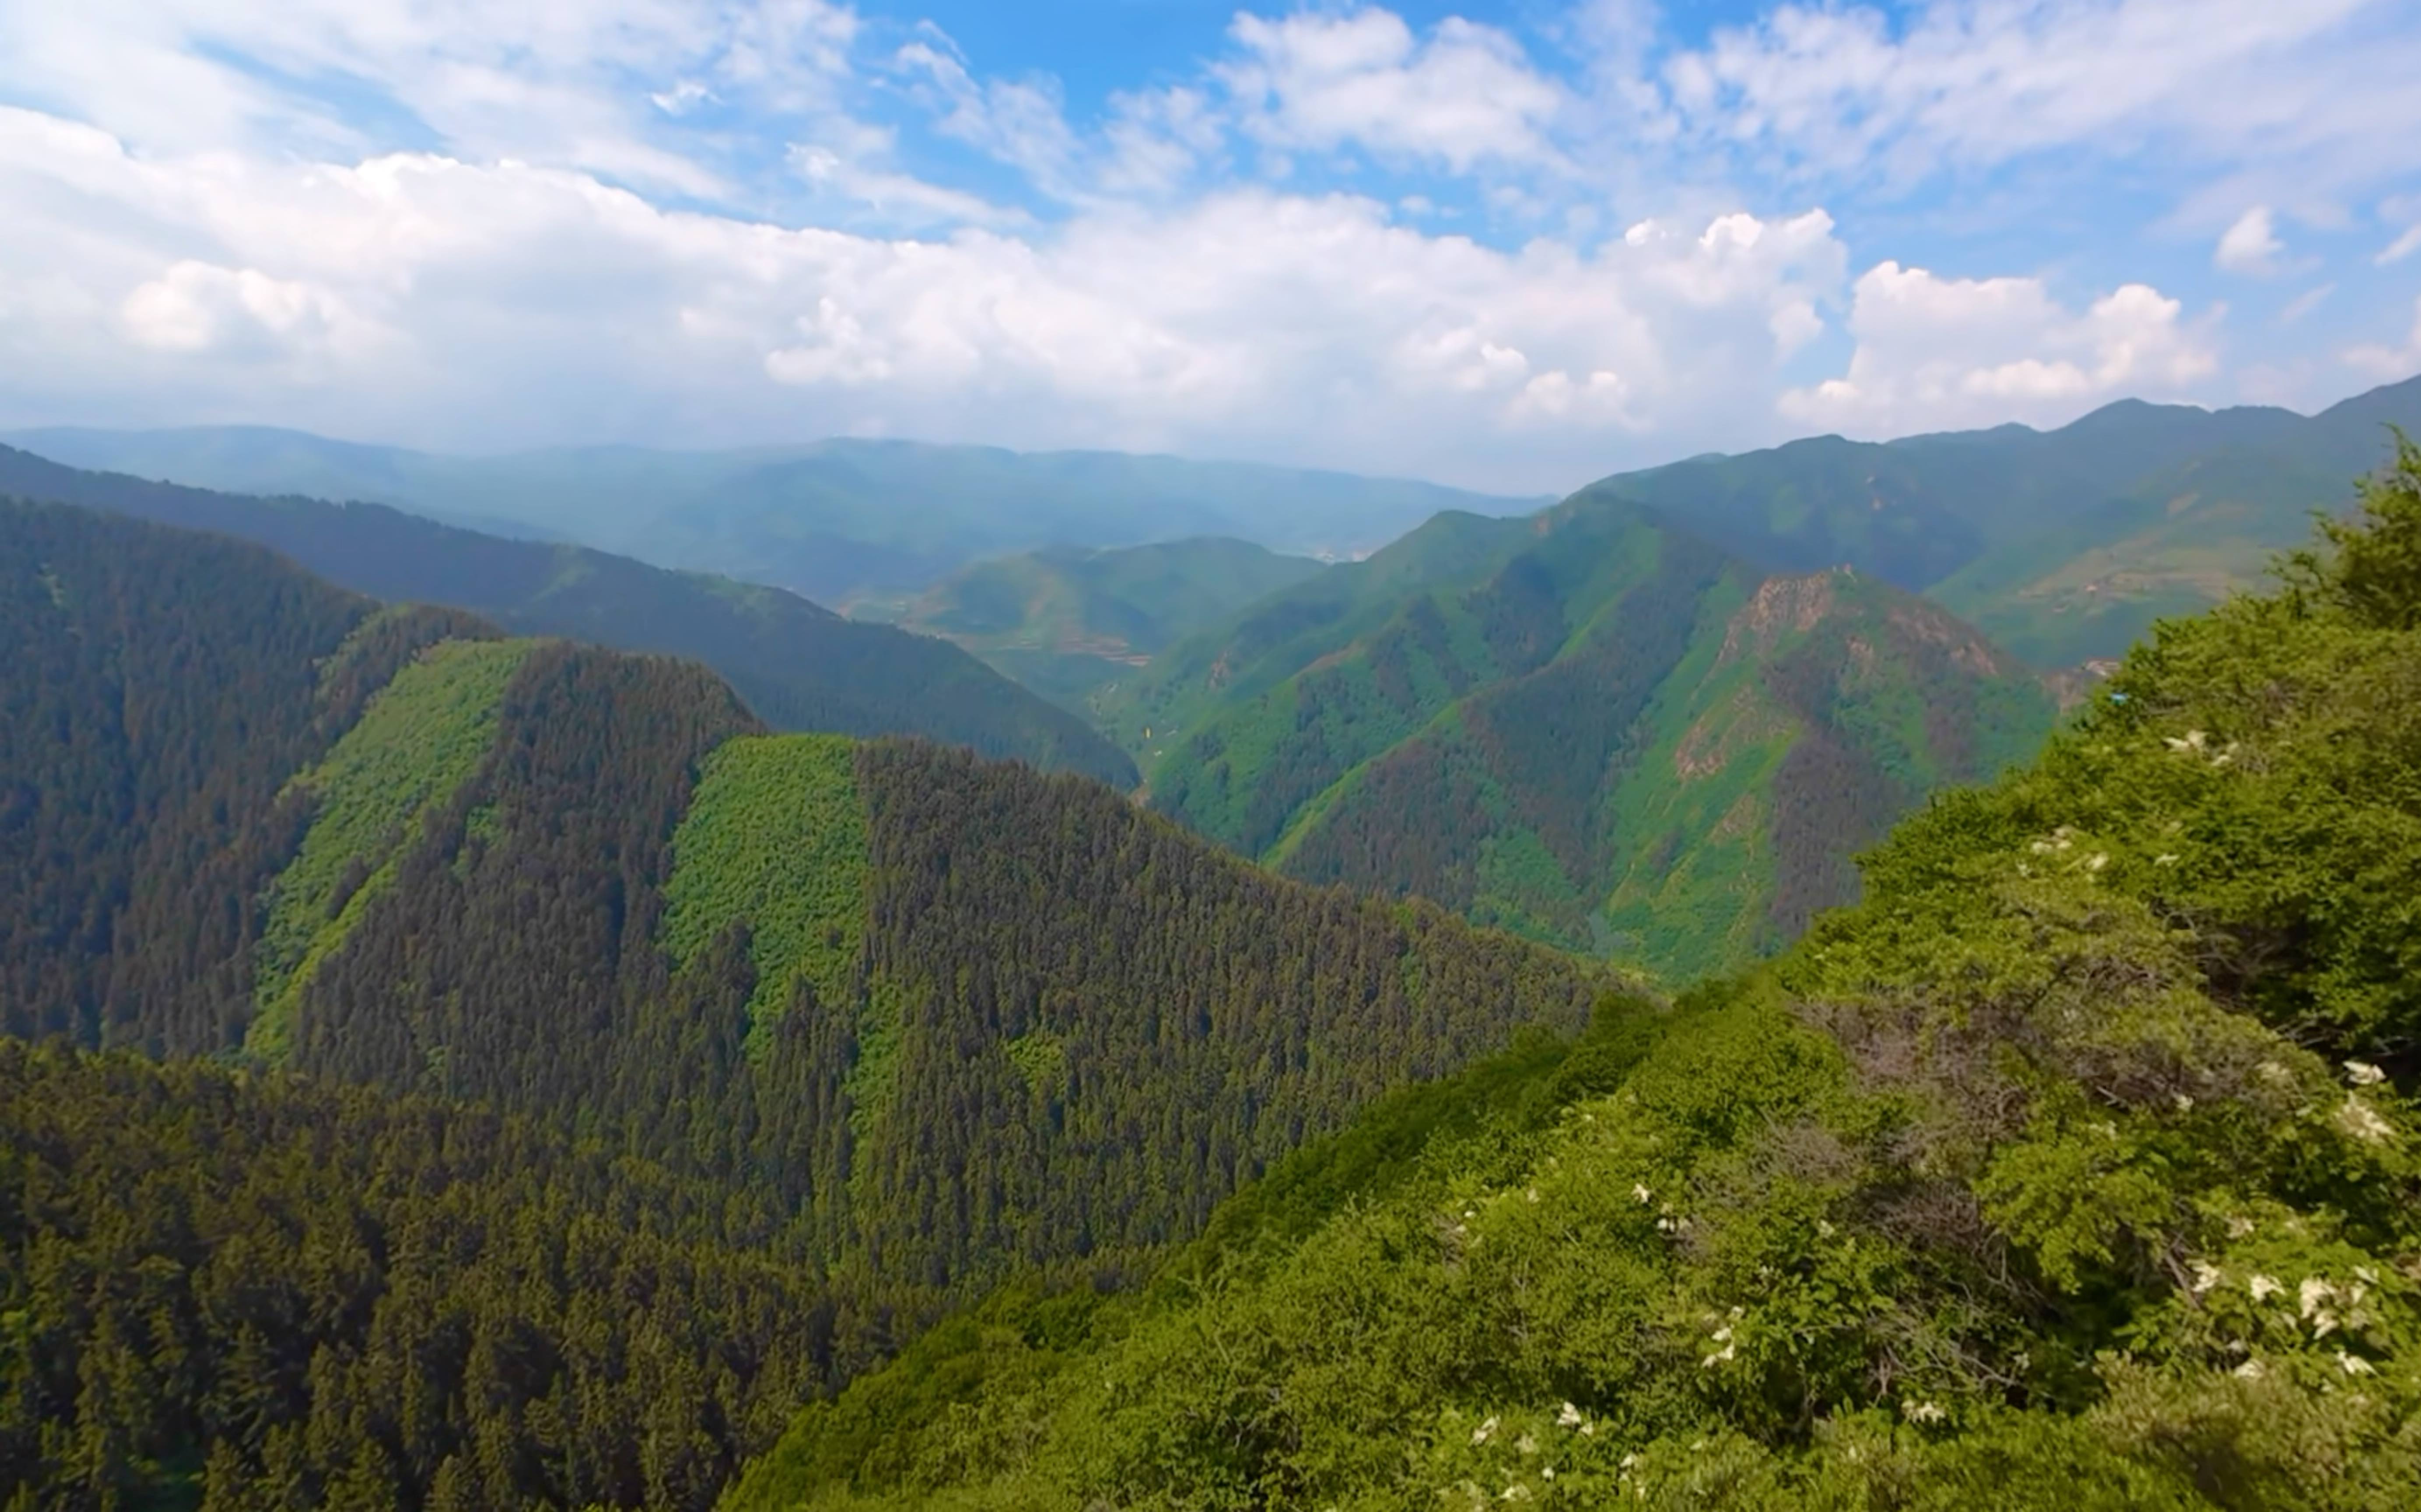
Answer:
1567;374;2421;664
858;537;1326;714
0;445;1138;787
663;735;871;1051
1123;497;2059;980
249;635;536;1058
722;440;2421;1512
3;426;1537;602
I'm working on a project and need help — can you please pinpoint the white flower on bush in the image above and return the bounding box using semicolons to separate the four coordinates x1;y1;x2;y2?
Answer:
2249;1274;2283;1302
2189;1261;2223;1295
2344;1061;2387;1088
2337;1096;2395;1144
1557;1402;1585;1429
2338;1351;2377;1377
1903;1401;1947;1424
1472;1416;1499;1446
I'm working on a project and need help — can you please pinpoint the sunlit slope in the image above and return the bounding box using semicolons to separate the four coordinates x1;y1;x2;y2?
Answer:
725;440;2421;1512
1128;494;2059;979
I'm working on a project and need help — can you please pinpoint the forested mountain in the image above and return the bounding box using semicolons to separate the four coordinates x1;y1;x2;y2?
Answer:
0;445;1135;786
1107;497;2058;980
1573;373;2421;666
724;438;2421;1512
0;495;1612;1508
0;426;1536;602
855;537;1327;713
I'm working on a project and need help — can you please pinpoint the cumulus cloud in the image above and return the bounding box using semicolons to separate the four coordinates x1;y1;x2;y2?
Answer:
11;0;2412;487
1781;260;2218;436
0;100;1862;487
2214;207;2284;275
119;261;384;361
1221;8;1568;174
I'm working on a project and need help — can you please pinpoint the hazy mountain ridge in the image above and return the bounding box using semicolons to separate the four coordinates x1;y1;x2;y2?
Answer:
0;425;1541;603
1573;374;2421;665
0;444;1138;786
855;536;1329;714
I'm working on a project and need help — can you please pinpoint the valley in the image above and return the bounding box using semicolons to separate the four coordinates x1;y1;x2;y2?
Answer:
3;394;2418;1511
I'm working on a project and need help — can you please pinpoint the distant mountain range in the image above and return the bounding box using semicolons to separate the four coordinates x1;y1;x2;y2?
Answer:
14;376;2414;980
1571;374;2421;666
855;536;1328;714
0;445;1137;786
0;426;1541;604
1033;375;2418;977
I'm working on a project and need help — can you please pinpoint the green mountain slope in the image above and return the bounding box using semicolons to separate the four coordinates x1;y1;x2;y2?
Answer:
724;441;2421;1512
1;496;1615;1508
1;425;1538;602
857;537;1327;713
1119;498;2058;980
1;1040;837;1510
1570;374;2421;664
0;445;1137;786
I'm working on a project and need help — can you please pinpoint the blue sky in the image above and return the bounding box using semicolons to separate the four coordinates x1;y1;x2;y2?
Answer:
1;0;2417;493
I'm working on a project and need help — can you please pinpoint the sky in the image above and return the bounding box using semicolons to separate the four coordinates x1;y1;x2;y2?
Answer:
2;0;2419;495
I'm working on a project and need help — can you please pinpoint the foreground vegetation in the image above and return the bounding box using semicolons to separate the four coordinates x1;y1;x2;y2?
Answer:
726;441;2421;1509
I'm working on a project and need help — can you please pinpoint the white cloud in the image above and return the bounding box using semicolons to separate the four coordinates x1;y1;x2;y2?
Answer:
1660;0;2419;207
2343;297;2421;382
2214;207;2284;275
0;0;864;195
1781;260;2218;436
2381;226;2421;266
1221;8;1567;174
0;105;1857;488
2277;284;2335;326
119;260;384;360
0;1;2399;490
